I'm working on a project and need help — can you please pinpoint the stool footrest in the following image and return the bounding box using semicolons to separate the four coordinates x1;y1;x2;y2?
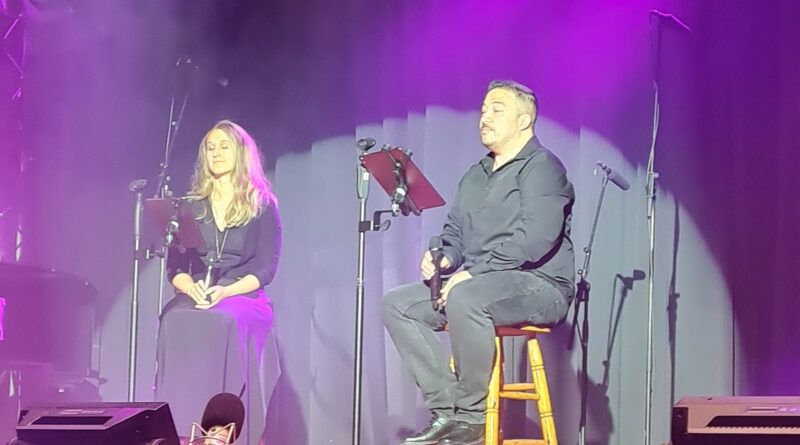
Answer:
502;440;548;445
503;383;537;391
499;391;541;401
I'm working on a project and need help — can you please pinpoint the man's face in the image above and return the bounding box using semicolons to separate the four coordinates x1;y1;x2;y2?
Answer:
479;88;524;150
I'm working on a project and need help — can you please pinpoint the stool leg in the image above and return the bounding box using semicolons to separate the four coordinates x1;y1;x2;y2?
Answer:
486;336;502;445
529;336;557;445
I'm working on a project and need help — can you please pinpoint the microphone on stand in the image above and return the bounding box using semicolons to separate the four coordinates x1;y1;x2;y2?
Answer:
391;185;407;215
357;137;376;152
596;161;631;190
189;392;245;444
429;236;444;310
390;149;411;216
128;179;148;193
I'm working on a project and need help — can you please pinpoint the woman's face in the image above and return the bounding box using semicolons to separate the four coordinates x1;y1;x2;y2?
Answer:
205;128;237;179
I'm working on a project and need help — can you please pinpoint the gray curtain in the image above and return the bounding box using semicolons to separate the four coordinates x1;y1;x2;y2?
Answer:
11;1;799;444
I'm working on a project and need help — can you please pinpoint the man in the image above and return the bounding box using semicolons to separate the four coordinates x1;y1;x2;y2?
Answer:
381;80;575;445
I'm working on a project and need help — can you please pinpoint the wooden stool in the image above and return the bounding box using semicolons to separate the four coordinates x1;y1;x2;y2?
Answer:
486;325;557;445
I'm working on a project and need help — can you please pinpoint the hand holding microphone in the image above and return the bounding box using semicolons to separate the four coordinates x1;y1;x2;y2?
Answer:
427;236;447;310
185;279;209;305
420;243;451;280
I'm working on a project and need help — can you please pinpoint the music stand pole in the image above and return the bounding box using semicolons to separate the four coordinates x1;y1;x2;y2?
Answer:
350;140;445;445
351;154;370;445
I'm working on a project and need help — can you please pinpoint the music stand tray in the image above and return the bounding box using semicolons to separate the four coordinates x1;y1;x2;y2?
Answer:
143;198;204;249
361;148;445;214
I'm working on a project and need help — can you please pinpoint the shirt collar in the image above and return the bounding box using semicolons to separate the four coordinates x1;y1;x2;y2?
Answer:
480;135;542;173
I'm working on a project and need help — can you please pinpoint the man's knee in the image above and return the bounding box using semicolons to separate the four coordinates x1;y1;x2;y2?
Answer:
380;283;419;324
444;283;484;319
380;288;402;324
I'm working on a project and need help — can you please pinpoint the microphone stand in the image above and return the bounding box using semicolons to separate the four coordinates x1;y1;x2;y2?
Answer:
644;10;683;444
126;57;193;403
643;12;689;444
152;60;191;313
127;180;146;403
569;172;610;445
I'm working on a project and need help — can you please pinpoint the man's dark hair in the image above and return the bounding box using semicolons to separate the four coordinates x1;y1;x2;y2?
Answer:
487;80;538;122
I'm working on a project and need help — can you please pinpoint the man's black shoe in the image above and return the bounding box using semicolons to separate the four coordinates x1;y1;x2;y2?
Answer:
438;421;485;445
401;414;457;444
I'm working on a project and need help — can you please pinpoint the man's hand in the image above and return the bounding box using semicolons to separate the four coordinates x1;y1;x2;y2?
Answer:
420;250;452;280
437;270;472;306
195;285;229;310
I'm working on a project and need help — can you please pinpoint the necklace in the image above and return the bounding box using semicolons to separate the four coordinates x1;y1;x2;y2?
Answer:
214;225;229;263
210;199;230;263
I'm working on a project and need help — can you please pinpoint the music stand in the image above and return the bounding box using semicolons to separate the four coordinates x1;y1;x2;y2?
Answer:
143;198;204;250
126;198;204;402
350;142;445;445
361;148;445;216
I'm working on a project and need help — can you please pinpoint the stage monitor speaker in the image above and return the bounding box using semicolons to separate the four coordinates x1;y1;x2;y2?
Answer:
672;396;800;445
12;402;180;445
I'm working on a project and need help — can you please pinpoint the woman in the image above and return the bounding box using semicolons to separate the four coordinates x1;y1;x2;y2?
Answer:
155;120;281;445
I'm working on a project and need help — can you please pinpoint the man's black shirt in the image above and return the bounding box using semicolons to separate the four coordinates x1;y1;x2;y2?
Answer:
440;136;576;300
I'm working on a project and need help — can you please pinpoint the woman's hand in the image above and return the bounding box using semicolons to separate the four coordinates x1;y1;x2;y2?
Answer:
185;280;209;305
195;285;229;310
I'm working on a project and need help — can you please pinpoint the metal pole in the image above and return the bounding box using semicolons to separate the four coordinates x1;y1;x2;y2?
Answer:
351;163;370;445
576;174;609;445
154;92;189;313
643;75;661;445
157;254;167;312
127;190;144;402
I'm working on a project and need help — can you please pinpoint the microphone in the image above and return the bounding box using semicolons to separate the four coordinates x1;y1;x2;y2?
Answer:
128;179;148;192
616;269;646;290
189;392;245;444
429;236;444;310
357;137;376;152
391;185;407;215
203;263;214;293
596;162;630;190
650;9;691;32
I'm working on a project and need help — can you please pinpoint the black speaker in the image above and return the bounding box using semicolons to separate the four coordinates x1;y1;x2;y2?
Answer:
13;402;180;445
672;396;800;445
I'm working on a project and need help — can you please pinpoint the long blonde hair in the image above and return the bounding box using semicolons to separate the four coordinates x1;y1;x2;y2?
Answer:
188;120;275;227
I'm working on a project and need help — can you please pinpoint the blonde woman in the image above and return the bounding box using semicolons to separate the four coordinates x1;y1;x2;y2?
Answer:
155;120;281;444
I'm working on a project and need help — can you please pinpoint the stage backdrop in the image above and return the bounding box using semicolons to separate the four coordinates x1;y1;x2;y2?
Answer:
8;1;799;444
